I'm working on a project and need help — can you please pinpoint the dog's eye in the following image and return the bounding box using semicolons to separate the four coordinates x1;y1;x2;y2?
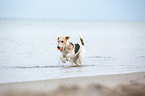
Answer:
61;41;64;43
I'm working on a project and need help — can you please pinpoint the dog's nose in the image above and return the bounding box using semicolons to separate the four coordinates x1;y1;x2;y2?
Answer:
57;46;60;49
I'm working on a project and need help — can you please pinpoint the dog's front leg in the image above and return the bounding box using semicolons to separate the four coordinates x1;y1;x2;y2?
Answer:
66;53;72;61
61;54;66;63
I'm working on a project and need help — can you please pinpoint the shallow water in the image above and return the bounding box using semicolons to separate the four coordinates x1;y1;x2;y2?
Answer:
0;19;145;83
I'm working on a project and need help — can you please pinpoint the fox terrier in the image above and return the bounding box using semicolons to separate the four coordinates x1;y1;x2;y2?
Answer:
57;34;86;66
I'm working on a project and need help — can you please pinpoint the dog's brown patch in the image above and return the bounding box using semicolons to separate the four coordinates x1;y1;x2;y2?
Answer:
65;36;70;40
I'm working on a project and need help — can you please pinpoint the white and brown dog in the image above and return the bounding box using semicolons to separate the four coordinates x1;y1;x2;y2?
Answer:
57;34;86;66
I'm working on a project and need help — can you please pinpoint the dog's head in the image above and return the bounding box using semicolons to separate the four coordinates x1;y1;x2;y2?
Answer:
57;36;70;51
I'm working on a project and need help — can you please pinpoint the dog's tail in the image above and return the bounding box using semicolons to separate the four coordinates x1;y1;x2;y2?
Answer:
80;34;85;46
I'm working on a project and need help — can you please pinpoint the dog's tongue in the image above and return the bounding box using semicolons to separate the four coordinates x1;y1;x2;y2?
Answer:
60;47;63;51
58;47;63;51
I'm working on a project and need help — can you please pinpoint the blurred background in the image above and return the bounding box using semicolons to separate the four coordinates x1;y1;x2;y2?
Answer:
0;0;145;21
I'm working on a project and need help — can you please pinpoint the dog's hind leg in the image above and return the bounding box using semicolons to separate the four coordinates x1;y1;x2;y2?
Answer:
73;59;81;66
79;59;82;66
74;61;81;66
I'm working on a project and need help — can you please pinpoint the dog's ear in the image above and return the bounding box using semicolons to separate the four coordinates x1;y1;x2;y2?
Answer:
57;37;60;40
65;36;70;40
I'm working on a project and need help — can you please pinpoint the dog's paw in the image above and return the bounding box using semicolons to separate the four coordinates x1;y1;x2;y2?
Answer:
74;62;82;66
66;56;70;61
61;57;66;63
66;54;72;61
62;59;66;63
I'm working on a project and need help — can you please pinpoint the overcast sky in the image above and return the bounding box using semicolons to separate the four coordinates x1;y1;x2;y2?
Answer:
0;0;145;21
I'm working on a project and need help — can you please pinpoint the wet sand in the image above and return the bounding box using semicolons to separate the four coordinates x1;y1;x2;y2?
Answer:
0;72;145;96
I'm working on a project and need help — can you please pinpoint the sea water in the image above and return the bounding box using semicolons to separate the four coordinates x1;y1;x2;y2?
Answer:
0;19;145;84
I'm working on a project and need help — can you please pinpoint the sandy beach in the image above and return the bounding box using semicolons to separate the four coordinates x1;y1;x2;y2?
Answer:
0;72;145;96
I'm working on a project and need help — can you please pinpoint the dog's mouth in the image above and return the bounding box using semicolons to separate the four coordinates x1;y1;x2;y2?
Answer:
57;46;63;51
